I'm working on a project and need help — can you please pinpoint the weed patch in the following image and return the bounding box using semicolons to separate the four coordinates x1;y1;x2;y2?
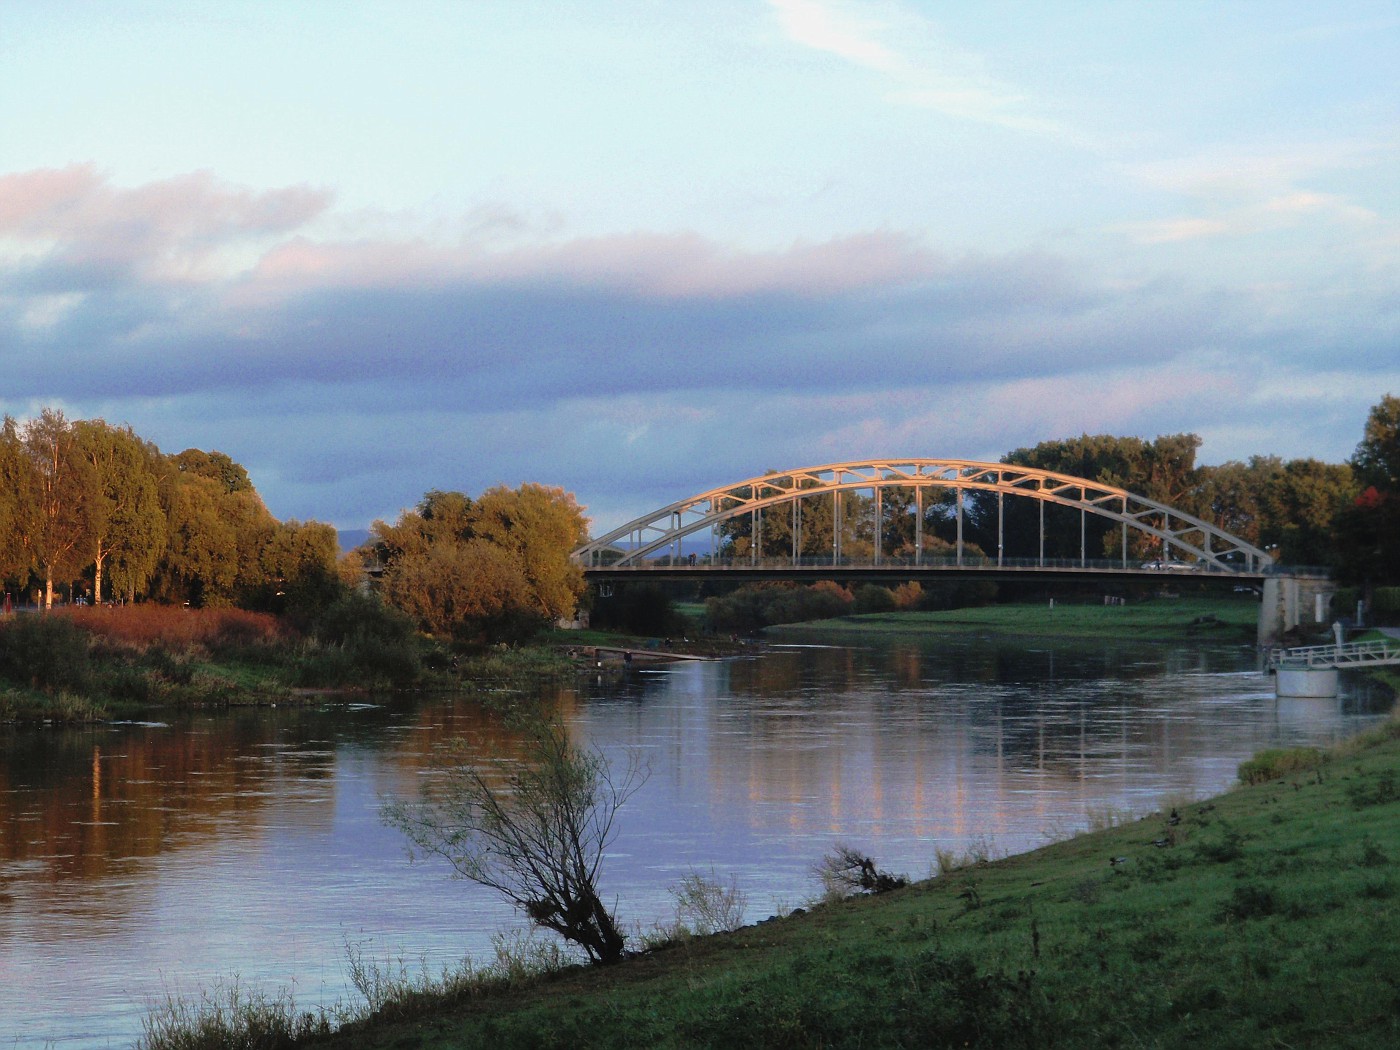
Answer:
1195;821;1247;862
1346;769;1399;808
1238;747;1325;785
137;978;335;1050
1216;883;1278;922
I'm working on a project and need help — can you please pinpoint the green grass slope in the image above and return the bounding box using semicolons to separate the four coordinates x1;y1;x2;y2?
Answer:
328;719;1400;1050
770;597;1260;643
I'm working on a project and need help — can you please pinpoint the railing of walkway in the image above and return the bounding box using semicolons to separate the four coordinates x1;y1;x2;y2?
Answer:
1268;639;1400;669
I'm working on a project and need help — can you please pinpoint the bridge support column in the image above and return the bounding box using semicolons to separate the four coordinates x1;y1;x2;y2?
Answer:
915;487;923;566
1259;576;1334;647
1259;577;1296;648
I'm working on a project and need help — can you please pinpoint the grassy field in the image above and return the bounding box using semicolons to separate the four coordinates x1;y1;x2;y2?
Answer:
284;711;1400;1050
769;595;1262;643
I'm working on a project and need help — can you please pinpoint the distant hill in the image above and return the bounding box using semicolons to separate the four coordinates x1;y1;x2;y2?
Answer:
337;529;370;555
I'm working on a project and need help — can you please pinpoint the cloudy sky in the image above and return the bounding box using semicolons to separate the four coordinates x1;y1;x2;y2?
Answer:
3;1;1398;535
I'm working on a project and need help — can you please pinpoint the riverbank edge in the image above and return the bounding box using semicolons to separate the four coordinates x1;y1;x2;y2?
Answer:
294;705;1400;1050
0;597;1266;727
0;638;588;727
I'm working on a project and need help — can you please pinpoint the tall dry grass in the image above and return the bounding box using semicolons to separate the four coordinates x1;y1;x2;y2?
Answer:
62;605;286;650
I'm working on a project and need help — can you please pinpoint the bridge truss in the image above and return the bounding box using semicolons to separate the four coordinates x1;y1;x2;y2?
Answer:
572;459;1274;574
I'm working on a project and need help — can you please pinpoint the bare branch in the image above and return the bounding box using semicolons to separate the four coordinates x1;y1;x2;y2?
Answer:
383;718;648;964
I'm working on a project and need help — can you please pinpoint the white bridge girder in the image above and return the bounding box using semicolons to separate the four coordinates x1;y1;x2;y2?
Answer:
571;459;1274;573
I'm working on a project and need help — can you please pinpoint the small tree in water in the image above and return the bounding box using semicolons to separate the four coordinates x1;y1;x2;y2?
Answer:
383;719;647;965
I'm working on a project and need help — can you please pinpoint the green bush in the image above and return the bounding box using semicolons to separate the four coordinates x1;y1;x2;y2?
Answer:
915;579;1000;611
854;584;897;615
1216;883;1278;922
707;581;857;630
0;614;93;693
590;583;689;637
301;593;422;684
1238;747;1325;785
1372;587;1400;616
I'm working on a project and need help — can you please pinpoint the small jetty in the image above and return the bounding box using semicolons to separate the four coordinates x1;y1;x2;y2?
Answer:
588;645;711;665
1267;637;1400;697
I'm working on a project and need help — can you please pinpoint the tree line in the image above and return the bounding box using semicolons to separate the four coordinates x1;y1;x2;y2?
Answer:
7;396;1395;634
0;409;339;610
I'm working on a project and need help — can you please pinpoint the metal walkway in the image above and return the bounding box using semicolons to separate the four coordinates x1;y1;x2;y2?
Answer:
1268;639;1400;670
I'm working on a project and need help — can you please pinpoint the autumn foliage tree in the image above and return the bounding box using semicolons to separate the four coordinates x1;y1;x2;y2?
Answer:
1333;395;1400;588
73;419;167;604
12;409;95;608
372;483;588;645
0;409;338;610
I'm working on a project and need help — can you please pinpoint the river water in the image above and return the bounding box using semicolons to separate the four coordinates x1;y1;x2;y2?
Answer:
0;631;1391;1048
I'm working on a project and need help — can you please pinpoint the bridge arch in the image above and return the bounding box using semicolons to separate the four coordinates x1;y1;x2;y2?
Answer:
572;459;1273;573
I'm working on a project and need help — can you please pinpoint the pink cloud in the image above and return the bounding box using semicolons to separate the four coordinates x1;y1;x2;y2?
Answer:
239;226;940;304
0;165;333;283
2;168;950;308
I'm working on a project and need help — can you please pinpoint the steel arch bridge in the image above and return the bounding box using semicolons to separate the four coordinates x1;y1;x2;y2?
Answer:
571;459;1274;576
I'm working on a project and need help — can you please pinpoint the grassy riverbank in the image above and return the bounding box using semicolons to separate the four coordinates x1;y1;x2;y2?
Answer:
768;595;1262;643
254;707;1397;1050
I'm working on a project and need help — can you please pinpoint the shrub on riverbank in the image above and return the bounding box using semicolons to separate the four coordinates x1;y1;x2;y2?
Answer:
1237;746;1326;784
289;591;423;687
0;599;430;722
705;581;855;631
0;612;94;693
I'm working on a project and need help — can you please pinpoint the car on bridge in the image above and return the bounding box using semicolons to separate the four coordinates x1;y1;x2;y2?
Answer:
1140;559;1197;571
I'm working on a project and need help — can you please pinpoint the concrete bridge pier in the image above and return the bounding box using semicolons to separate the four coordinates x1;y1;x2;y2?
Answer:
1258;575;1335;647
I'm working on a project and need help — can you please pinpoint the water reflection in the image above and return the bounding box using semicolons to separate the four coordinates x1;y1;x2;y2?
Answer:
0;635;1391;1049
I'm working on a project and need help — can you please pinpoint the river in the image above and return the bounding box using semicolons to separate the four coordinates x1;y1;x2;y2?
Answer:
0;631;1391;1048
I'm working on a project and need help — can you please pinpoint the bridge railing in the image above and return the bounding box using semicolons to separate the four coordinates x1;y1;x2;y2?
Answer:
1268;639;1400;669
582;554;1286;575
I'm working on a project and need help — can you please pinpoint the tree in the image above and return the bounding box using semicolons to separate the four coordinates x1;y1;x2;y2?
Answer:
1334;395;1400;587
1196;456;1354;565
155;449;278;607
1273;459;1355;565
72;419;166;604
383;719;647;965
816;844;908;897
0;417;31;585
1197;457;1276;547
155;471;240;605
1333;486;1400;588
171;448;255;494
1001;433;1202;561
468;483;588;621
253;519;341;613
13;409;94;608
1351;394;1400;491
375;483;590;643
382;538;543;644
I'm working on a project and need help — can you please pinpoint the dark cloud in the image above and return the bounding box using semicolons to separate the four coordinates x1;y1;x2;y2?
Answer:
3;167;1397;532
